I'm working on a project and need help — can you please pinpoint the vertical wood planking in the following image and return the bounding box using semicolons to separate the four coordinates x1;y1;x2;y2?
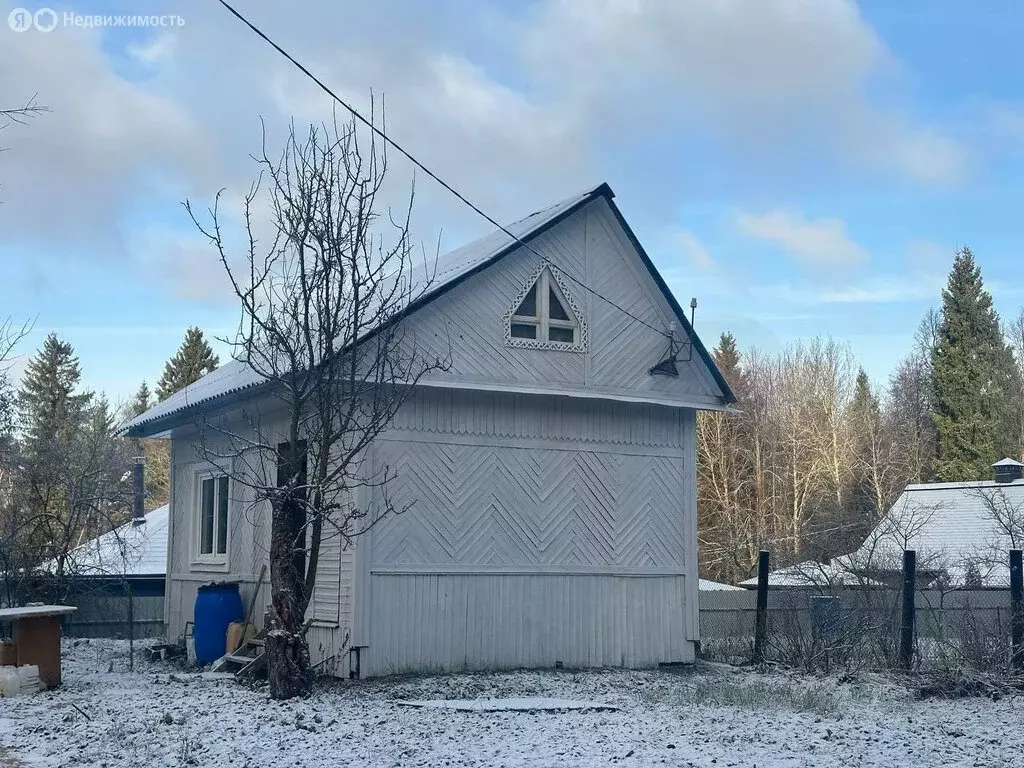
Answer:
366;574;689;675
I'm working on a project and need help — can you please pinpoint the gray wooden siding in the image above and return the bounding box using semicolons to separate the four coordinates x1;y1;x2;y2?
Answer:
403;198;725;408
370;573;691;674
165;420;354;666
361;388;697;675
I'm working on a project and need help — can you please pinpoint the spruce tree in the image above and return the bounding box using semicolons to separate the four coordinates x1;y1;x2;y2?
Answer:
712;331;748;399
156;328;219;401
131;381;152;418
847;368;881;514
931;248;1019;481
714;333;741;387
18;333;92;456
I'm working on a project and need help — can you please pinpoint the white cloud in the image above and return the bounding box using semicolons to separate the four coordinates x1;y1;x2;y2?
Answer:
0;0;972;311
664;228;715;271
521;0;967;183
0;21;214;251
126;32;178;66
750;275;944;305
737;210;867;266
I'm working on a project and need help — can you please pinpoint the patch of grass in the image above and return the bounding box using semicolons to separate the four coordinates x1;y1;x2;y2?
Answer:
641;675;843;716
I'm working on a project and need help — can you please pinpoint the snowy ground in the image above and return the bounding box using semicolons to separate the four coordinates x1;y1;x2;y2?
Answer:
0;640;1021;767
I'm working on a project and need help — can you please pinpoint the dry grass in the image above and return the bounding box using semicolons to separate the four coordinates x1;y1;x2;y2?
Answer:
636;670;848;716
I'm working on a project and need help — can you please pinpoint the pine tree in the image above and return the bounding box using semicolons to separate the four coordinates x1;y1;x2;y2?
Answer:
156;328;219;401
18;333;92;456
131;381;152;418
931;248;1019;481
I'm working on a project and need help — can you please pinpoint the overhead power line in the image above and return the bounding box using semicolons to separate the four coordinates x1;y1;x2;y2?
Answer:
214;0;671;340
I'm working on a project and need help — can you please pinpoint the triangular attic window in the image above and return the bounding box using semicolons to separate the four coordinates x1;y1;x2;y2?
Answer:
508;268;580;346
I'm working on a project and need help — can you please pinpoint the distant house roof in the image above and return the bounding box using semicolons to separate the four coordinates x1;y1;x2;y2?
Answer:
735;557;883;589
698;578;743;591
848;477;1024;583
126;182;734;438
44;505;168;579
744;472;1024;589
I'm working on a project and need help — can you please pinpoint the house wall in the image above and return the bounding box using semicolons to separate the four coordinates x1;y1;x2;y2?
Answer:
165;419;354;672
161;198;712;674
357;387;698;676
403;197;725;409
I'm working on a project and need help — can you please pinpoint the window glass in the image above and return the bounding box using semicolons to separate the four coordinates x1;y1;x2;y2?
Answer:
216;477;229;555
514;284;537;317
548;326;574;343
200;478;215;555
549;288;570;321
511;323;537;339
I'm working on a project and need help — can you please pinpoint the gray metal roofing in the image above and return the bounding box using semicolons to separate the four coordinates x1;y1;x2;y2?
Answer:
126;181;734;436
127;184;608;435
44;505;169;578
856;479;1024;558
842;478;1024;585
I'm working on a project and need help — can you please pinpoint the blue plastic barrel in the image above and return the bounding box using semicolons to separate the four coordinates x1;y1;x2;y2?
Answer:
194;582;244;663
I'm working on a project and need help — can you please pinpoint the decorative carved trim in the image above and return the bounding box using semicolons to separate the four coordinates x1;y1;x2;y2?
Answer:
502;265;588;353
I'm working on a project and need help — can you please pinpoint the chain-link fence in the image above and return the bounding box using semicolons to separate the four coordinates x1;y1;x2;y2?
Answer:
699;561;1018;675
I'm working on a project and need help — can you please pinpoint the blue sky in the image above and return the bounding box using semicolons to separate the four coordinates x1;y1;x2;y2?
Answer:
4;0;1024;404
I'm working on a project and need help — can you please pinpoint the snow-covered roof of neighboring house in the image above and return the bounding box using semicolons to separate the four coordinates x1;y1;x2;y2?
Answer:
698;578;743;591
847;476;1024;585
741;471;1024;590
43;505;168;579
125;182;734;438
736;557;879;589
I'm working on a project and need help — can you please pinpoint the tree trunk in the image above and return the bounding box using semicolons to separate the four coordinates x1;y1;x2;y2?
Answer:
267;494;313;699
266;626;312;699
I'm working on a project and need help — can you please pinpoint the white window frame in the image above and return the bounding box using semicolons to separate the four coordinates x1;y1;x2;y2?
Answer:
504;266;587;352
190;464;232;571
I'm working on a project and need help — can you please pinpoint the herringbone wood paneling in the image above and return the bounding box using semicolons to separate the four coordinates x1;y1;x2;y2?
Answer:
371;440;685;569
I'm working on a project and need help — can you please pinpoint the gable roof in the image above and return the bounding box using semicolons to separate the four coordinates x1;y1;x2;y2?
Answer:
749;477;1024;589
849;478;1024;581
127;182;734;437
42;505;169;578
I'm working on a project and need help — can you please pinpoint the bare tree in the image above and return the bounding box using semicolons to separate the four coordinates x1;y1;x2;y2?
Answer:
1007;308;1024;461
186;112;448;698
0;400;136;607
1;95;47;200
0;96;47;130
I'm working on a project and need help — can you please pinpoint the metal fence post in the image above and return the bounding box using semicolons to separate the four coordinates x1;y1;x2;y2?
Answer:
753;550;770;664
1011;550;1023;671
900;549;916;670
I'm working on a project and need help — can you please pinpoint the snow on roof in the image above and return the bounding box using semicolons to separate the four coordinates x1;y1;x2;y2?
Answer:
739;477;1024;589
736;558;878;589
993;457;1024;467
44;505;169;578
126;184;609;436
850;479;1024;576
698;578;743;591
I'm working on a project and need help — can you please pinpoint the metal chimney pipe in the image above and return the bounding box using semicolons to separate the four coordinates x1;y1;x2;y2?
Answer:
132;455;145;525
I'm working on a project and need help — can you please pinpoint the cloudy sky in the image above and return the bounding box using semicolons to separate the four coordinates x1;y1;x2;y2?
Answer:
3;0;1024;402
